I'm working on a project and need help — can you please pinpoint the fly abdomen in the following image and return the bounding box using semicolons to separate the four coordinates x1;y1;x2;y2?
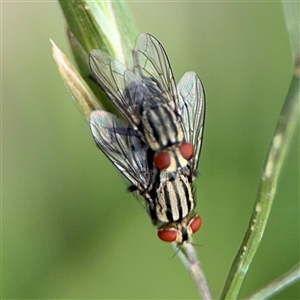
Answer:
140;97;184;151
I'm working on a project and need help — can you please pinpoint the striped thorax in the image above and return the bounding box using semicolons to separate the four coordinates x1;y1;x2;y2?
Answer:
140;97;193;173
140;97;184;151
148;171;201;243
150;172;193;223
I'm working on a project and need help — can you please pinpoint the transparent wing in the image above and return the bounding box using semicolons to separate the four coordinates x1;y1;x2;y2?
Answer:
89;50;151;128
177;72;206;175
89;110;152;192
133;33;179;113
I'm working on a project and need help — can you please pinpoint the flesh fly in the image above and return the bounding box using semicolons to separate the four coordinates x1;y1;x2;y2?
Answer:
89;33;205;174
89;33;206;243
90;110;201;243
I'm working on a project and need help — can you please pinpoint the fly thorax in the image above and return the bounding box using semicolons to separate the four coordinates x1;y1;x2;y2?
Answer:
154;173;194;224
147;202;160;226
140;97;184;151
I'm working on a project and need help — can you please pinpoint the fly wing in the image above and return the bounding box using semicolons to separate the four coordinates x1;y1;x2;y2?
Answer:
177;72;206;176
89;50;149;129
133;33;179;113
89;110;151;192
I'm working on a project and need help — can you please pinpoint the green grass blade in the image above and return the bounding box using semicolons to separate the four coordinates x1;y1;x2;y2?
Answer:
220;3;300;298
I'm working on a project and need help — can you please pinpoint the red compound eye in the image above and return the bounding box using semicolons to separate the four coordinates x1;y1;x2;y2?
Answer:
153;152;171;170
190;215;202;233
179;143;193;161
157;229;177;242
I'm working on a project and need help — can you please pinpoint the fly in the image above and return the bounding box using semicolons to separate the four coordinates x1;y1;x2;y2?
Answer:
90;110;202;244
89;33;206;244
89;33;205;174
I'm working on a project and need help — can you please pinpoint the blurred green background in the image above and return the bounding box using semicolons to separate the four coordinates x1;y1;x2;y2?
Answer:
2;1;299;299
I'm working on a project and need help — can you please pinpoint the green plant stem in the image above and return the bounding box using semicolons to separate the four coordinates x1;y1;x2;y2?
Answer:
220;2;299;298
244;263;300;300
282;1;299;62
221;67;299;300
220;60;299;300
58;0;137;112
51;40;101;120
173;243;212;300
